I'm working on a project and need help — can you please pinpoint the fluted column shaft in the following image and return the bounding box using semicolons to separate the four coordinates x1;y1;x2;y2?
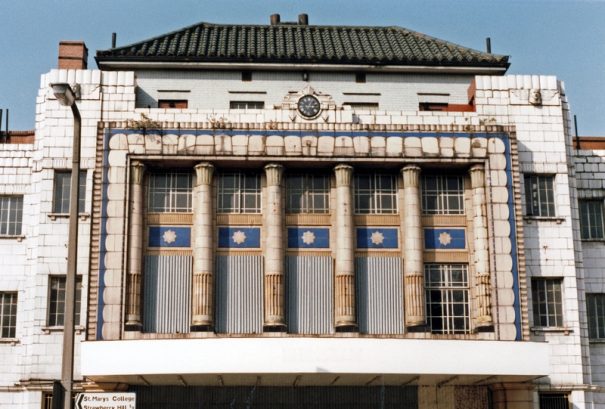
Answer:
191;162;215;331
126;161;145;330
334;164;357;330
470;164;493;328
263;164;286;330
402;165;425;328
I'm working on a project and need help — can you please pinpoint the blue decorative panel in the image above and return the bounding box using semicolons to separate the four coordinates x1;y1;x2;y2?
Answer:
148;226;191;248
287;228;330;249
218;227;261;248
424;228;466;249
356;228;398;249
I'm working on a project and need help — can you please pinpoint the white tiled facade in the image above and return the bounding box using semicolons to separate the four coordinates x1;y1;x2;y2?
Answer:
1;31;604;409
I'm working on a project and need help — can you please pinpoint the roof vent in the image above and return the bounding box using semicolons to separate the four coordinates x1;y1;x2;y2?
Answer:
298;14;309;25
270;14;280;25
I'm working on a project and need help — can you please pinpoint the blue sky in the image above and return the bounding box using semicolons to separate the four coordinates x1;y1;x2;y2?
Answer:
1;0;603;134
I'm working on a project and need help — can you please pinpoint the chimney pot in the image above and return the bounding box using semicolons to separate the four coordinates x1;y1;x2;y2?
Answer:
298;14;309;25
58;41;88;70
270;14;280;25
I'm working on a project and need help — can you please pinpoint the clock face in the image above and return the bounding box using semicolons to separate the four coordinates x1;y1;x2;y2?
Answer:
297;95;321;118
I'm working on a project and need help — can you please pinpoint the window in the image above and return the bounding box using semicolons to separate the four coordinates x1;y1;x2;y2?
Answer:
286;174;330;213
148;172;193;213
524;174;556;217
53;171;86;214
539;393;569;409
229;101;265;109
0;292;17;338
355;72;366;83
587;293;605;339
47;276;82;327
0;196;23;236
422;174;465;215
419;102;449;111
354;173;397;214
158;99;188;109
217;172;261;213
241;71;252;82
580;200;604;239
425;264;470;334
343;102;379;111
532;278;563;328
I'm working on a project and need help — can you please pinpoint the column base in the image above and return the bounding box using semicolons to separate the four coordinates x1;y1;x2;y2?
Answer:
263;324;287;333
124;323;142;332
190;324;214;332
335;325;358;333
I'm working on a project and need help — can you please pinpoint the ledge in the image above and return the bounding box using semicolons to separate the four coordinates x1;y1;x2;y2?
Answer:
530;326;573;335
0;338;19;345
41;325;85;335
0;235;25;242
523;216;566;224
48;213;90;221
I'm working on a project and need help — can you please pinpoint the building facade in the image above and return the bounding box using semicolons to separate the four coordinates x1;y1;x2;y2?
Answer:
1;14;604;409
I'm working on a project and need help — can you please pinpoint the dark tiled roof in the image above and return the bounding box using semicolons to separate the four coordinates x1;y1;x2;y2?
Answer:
96;22;509;70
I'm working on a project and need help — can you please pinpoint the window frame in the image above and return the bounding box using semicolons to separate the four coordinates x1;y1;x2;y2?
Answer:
531;277;564;328
0;195;23;236
147;171;193;213
47;275;82;328
424;263;471;334
0;292;17;338
587;293;605;339
524;174;556;218
217;172;262;214
421;174;465;215
52;170;86;214
353;173;398;215
229;101;265;110
286;173;330;214
579;199;605;240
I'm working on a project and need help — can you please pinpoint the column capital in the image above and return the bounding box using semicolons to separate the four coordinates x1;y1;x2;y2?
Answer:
401;164;421;187
130;161;145;185
469;164;485;188
264;163;284;186
195;162;215;186
334;164;353;187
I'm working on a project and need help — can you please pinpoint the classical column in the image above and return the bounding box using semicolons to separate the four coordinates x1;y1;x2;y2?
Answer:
402;165;426;328
470;164;493;329
125;161;145;330
263;164;286;331
191;162;215;331
334;164;357;331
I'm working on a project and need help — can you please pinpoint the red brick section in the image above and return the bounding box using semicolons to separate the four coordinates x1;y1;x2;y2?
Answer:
0;130;35;144
58;41;88;69
574;136;605;150
467;79;477;106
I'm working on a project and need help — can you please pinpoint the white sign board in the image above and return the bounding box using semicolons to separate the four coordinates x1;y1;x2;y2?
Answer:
75;393;136;409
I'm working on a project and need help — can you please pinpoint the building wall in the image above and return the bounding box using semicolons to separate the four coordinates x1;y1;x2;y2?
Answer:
134;70;474;112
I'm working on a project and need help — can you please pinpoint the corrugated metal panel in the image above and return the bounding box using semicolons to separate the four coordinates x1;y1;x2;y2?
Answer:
286;256;334;334
356;257;404;334
143;255;192;334
216;255;263;334
131;385;418;409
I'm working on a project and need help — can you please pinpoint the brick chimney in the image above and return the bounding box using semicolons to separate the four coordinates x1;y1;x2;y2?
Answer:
58;41;88;69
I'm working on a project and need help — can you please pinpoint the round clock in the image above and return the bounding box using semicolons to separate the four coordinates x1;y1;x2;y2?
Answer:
297;95;321;118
